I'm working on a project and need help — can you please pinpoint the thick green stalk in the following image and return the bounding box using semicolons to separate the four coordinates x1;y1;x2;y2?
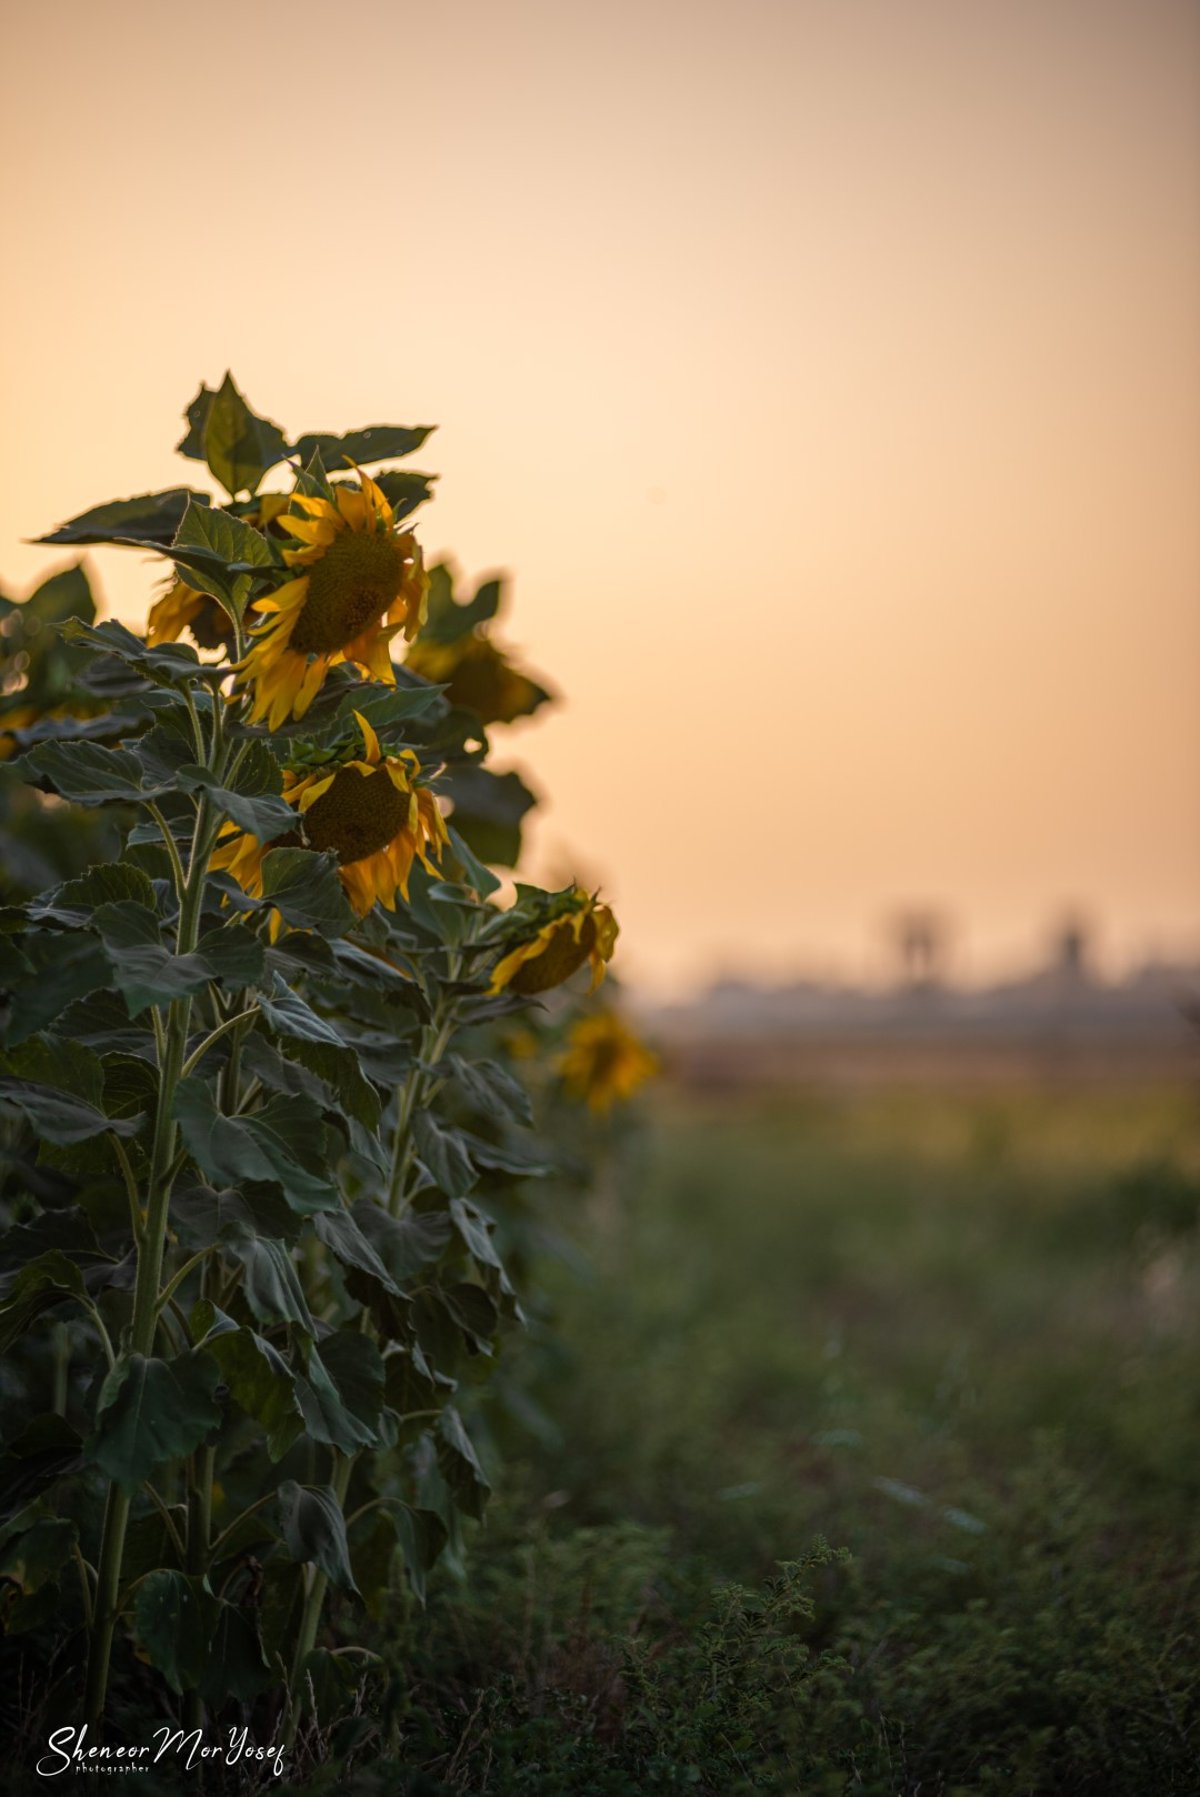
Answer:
83;802;211;1732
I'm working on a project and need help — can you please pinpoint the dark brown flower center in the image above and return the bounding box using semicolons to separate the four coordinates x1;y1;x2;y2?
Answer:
291;529;409;657
511;914;595;995
302;766;411;865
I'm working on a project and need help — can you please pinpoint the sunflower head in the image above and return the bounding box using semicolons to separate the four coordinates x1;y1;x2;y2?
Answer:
489;888;619;997
210;711;447;918
406;633;551;726
558;1010;658;1113
146;580;238;651
235;472;427;729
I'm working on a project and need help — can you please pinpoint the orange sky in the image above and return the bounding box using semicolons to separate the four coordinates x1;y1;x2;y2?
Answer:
3;0;1197;993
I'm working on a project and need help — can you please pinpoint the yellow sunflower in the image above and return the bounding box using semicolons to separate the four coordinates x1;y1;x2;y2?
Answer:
557;1010;659;1113
235;471;427;729
210;711;448;919
146;581;239;650
489;889;619;997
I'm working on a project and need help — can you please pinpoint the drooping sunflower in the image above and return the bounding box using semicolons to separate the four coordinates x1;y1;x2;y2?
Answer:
211;712;448;918
489;889;619;997
235;472;427;729
557;1010;659;1113
146;580;239;650
405;633;551;726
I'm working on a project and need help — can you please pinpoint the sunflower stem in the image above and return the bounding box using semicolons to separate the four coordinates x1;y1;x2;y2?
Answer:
84;795;212;1733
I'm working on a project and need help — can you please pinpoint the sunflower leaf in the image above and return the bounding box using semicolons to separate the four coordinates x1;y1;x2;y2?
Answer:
258;847;356;939
435;1407;491;1519
37;489;208;548
91;901;265;1016
290;425;433;468
172;1078;340;1215
371;469;437;522
87;1351;222;1493
198;373;290;500
205;1327;304;1460
0;1251;89;1353
275;1480;358;1593
172;500;277;618
0;1075;144;1144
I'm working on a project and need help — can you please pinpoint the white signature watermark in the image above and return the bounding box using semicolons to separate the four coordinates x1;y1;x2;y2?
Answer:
36;1725;286;1778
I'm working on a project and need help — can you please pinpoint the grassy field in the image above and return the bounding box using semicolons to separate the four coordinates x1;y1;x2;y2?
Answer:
329;1083;1200;1795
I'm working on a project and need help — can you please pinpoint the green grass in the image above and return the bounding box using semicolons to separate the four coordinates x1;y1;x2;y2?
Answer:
316;1085;1200;1795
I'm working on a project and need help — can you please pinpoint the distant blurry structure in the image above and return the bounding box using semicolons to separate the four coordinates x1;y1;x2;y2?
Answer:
1050;910;1091;985
645;915;1199;1093
888;907;951;989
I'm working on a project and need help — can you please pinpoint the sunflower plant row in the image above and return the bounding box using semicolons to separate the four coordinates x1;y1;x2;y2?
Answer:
0;376;632;1745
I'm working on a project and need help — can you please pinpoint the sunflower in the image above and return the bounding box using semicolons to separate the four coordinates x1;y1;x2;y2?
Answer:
557;1010;658;1113
489;889;618;997
235;472;427;729
146;580;239;651
405;634;551;726
210;711;448;918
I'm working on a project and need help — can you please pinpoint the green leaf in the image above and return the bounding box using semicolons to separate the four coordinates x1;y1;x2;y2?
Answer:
435;1408;491;1520
256;847;356;938
371;469;437;522
313;1209;401;1294
223;1233;315;1333
133;1569;271;1701
87;1351;222;1492
200;372;289;499
0;1205;102;1277
352;1200;452;1283
0;1251;88;1352
449;1054;533;1128
422;562;503;645
290;425;433;467
374;1501;447;1605
298;1340;379;1451
442;1281;500;1352
199;1598;273;1703
92;901;265;1017
133;1569;208;1694
206;1326;303;1460
15;738;166;806
412;1111;477;1197
172;498;277;616
259;987;380;1130
60;618;215;689
0;1518;78;1594
314;1328;385;1434
38;489;208;548
173;1080;339;1214
276;1480;358;1593
0;1075;143;1143
21;564;95;628
0;1416;83;1521
0;933;111;1045
445;825;501;899
449;1193;506;1279
444;766;537;869
171;1182;300;1248
0;1033;105;1109
28;862;155;928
